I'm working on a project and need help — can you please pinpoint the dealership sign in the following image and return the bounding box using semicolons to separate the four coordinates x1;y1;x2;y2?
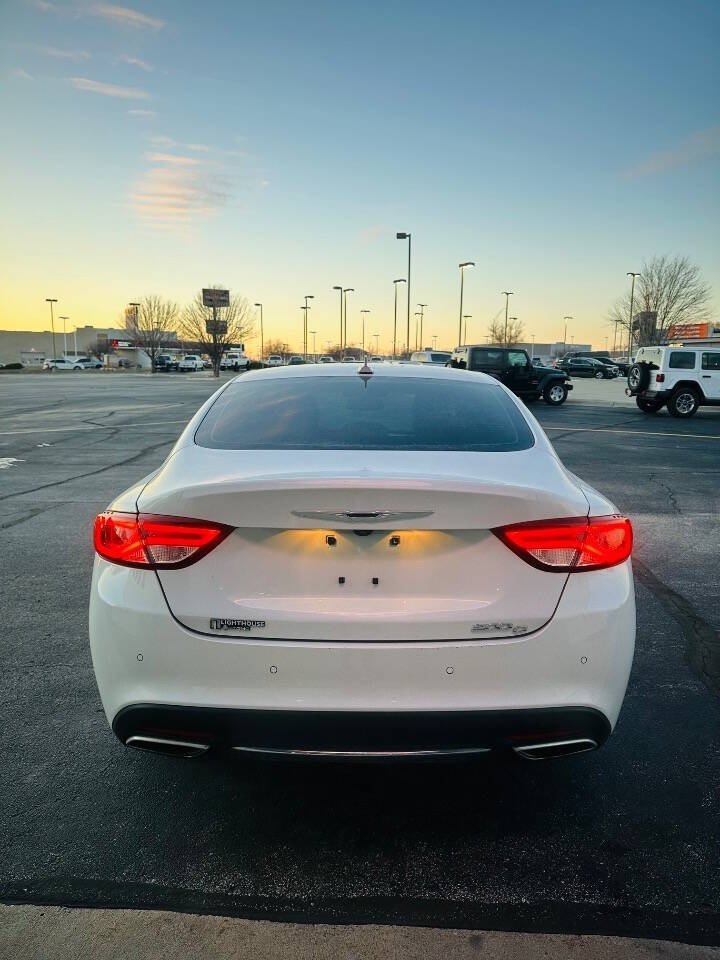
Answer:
202;288;230;308
667;323;710;340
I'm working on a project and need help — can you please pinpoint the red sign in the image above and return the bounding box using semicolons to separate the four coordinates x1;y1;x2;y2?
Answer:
667;323;709;340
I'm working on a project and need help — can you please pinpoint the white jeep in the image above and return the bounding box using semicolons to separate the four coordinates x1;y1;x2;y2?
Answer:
626;345;720;417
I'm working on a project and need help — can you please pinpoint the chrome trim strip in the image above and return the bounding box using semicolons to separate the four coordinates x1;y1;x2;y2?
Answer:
232;745;492;758
513;737;597;760
291;510;434;523
125;735;210;755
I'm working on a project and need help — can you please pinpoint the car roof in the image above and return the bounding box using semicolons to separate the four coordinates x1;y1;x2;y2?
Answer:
234;361;498;384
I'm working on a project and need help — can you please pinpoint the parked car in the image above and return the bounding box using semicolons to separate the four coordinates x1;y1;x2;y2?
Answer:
153;354;179;372
287;356;306;366
90;363;634;762
220;351;249;372
318;355;335;364
627;345;720;417
369;356;385;363
558;357;614;379
178;355;204;372
450;346;572;405
266;355;284;367
43;358;83;370
75;356;103;369
565;354;620;377
342;355;359;362
410;350;452;365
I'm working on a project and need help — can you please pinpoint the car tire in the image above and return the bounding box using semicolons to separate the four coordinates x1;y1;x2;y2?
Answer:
636;397;664;414
628;362;650;393
543;382;568;405
668;387;700;418
594;370;604;379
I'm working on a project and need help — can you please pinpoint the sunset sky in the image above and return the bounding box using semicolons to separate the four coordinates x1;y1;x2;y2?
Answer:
1;0;718;353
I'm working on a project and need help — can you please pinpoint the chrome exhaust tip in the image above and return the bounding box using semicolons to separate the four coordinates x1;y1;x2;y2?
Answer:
125;735;210;758
513;737;598;760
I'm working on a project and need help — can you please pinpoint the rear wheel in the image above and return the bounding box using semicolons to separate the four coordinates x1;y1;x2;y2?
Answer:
594;370;604;379
668;388;700;418
636;396;664;414
543;382;568;405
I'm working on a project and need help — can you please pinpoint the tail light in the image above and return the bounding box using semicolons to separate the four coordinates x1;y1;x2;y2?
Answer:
655;373;665;383
493;515;632;573
93;512;232;569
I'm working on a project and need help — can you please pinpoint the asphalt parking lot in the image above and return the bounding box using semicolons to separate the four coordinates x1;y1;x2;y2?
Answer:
1;371;719;950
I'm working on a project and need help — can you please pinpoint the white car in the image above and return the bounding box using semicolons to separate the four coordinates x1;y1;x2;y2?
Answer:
90;364;635;761
627;345;720;417
178;355;204;372
266;355;284;367
220;352;249;371
318;355;335;364
43;357;83;370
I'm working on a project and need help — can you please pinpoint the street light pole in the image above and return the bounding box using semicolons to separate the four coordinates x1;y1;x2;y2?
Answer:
396;232;411;356
59;316;69;356
254;303;264;362
627;272;640;364
563;316;573;355
303;295;314;359
310;330;317;360
509;317;518;347
458;262;474;346
501;291;514;347
373;333;379;355
45;299;58;359
392;279;405;359
360;310;370;356
332;286;343;350
463;315;471;346
417;304;427;351
414;311;421;351
432;335;438;349
342;288;353;352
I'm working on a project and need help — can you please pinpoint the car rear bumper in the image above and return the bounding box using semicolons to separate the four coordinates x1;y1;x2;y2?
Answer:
112;703;611;758
90;557;635;750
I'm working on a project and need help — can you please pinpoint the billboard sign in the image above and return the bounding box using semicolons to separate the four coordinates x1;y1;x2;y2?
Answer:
202;288;230;308
205;319;228;335
667;322;709;341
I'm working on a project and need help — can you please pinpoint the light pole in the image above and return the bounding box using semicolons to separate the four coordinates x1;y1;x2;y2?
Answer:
396;232;411;356
332;286;343;349
432;335;438;349
303;295;314;358
254;303;264;361
342;288;353;352
360;309;370;356
563;316;573;355
310;330;317;360
392;278;405;359
45;298;58;359
373;333;379;355
417;303;427;351
627;272;640;363
501;291;514;347
414;311;422;351
59;316;69;356
128;301;142;369
463;315;472;345
458;262;474;346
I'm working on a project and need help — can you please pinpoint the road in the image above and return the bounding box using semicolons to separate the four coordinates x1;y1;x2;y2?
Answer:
1;371;719;949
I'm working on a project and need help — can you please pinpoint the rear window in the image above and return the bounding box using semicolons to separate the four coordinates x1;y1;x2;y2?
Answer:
669;351;695;369
195;376;535;452
701;353;720;370
470;348;505;369
431;352;451;363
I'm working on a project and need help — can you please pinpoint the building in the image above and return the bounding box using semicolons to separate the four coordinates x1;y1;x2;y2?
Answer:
667;322;720;348
0;325;180;368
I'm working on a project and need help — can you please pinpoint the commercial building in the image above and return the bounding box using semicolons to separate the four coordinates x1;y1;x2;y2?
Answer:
0;325;180;368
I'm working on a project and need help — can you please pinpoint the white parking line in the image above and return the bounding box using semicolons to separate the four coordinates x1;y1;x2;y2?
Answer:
0;419;189;436
544;426;720;440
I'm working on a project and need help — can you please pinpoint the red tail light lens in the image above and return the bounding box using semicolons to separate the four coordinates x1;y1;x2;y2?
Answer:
93;512;232;569
493;515;632;573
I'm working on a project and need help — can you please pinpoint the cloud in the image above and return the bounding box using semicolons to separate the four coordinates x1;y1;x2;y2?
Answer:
33;44;91;60
71;76;150;98
130;151;229;231
148;134;176;146
118;53;152;71
624;127;720;179
90;4;165;29
128;108;155;116
13;68;34;80
187;143;212;152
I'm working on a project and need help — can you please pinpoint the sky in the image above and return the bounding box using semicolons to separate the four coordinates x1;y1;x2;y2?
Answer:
1;0;718;353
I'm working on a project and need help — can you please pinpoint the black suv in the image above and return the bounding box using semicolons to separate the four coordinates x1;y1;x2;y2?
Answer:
449;346;572;405
559;355;618;378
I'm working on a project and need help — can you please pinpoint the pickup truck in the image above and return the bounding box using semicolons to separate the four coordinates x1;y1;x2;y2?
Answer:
449;345;572;405
220;351;249;371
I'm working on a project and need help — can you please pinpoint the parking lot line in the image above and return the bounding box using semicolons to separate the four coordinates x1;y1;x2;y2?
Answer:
0;419;190;436
544;426;720;441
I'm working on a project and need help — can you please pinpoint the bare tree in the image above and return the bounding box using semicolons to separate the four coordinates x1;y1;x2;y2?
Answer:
263;338;287;360
608;255;712;349
487;315;524;346
181;288;254;377
125;295;179;371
